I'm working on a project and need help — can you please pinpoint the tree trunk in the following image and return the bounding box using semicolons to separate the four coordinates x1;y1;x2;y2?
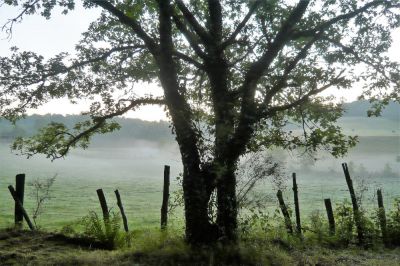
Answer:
182;168;218;245
216;165;238;242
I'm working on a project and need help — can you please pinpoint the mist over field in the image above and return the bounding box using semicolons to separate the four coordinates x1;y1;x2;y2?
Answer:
0;100;399;228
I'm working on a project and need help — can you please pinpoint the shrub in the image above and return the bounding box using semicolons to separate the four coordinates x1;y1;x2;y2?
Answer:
334;200;355;246
28;175;57;228
387;197;400;246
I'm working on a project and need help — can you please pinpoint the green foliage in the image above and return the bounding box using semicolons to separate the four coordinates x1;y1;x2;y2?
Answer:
80;211;124;249
334;200;355;246
308;210;328;243
0;114;173;145
387;197;400;246
1;0;398;161
2;0;400;246
11;119;121;160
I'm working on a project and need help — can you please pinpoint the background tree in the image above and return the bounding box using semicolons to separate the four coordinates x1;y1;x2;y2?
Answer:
0;0;399;245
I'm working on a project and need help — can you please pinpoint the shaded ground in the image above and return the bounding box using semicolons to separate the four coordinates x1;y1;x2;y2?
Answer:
0;229;400;265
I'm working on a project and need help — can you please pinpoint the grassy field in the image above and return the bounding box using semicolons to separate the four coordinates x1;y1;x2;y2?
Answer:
0;140;184;230
0;135;399;231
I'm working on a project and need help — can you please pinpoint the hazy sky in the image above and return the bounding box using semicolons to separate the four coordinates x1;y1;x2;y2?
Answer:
0;2;399;121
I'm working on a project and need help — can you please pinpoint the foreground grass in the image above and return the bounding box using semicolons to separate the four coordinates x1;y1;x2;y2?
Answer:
1;228;399;266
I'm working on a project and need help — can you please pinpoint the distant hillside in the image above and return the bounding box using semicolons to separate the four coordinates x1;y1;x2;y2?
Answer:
342;100;400;120
0;114;174;143
0;100;398;141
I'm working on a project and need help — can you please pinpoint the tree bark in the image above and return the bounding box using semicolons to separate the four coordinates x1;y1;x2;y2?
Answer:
182;168;218;245
216;164;238;242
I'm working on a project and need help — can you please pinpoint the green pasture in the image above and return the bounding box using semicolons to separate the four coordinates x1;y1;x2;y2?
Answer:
0;136;399;231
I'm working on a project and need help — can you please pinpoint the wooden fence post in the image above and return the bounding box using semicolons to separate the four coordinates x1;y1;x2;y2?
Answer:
324;198;335;236
15;174;25;228
115;189;129;232
277;189;293;234
161;165;170;230
342;163;364;245
8;185;35;231
96;189;109;223
292;173;301;235
377;189;388;246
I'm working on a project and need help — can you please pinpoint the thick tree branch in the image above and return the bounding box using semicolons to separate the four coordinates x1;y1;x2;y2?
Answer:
229;0;311;162
240;0;310;95
174;51;205;70
172;14;208;59
64;97;165;157
91;0;159;54
158;0;202;170
207;0;223;44
263;33;322;106
175;0;212;44
14;97;165;160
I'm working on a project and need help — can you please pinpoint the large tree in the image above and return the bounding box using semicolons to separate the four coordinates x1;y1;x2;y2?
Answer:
1;0;399;244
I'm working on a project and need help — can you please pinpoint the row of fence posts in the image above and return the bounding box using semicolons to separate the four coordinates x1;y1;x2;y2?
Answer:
96;165;171;232
7;163;391;246
7;165;171;232
276;163;390;246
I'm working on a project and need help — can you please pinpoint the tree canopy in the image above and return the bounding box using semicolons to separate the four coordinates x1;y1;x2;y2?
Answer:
1;0;399;244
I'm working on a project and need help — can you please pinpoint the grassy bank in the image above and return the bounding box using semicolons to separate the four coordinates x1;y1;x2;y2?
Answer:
1;228;399;266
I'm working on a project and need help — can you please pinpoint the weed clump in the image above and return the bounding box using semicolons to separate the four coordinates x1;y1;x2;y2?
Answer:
80;211;126;249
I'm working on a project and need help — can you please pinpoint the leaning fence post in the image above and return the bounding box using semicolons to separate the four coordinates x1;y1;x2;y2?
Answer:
115;189;129;232
96;189;109;224
8;185;35;231
161;165;170;230
277;189;293;234
342;162;364;245
377;189;388;246
292;173;301;235
324;198;335;236
15;174;25;228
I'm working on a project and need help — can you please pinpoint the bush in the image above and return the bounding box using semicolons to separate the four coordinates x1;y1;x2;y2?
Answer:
387;198;400;246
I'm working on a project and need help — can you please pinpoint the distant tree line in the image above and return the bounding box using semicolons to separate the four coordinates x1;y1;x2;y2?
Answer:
0;114;173;143
1;100;398;142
